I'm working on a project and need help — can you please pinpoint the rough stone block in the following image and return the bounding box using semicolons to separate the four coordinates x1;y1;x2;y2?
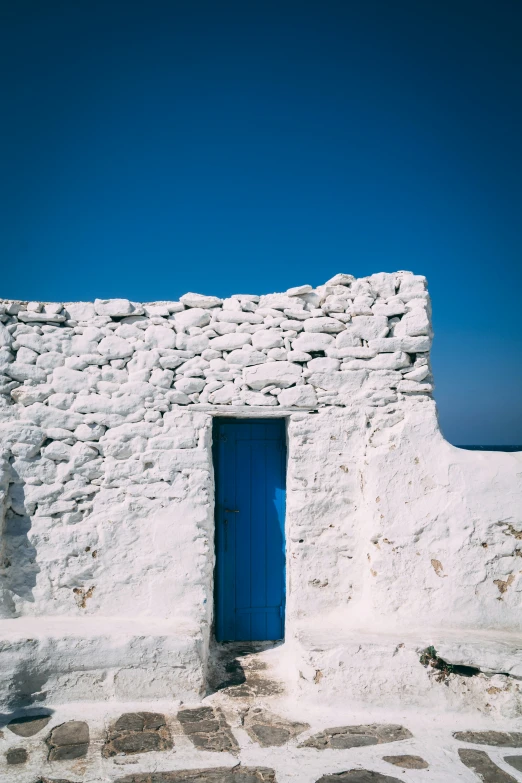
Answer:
6;747;28;764
315;772;402;783
46;720;89;761
243;708;308;747
103;711;172;757
382;755;428;769
114;768;276;783
458;749;518;782
177;707;238;754
454;731;522;746
7;713;51;737
300;724;412;749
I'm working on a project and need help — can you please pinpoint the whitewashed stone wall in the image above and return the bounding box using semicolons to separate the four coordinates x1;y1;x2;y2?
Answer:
0;272;521;714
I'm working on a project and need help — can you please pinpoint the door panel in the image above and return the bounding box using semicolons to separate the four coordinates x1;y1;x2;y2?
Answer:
214;419;286;642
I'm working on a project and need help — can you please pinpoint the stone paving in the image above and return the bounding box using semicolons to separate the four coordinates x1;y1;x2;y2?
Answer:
3;647;522;781
4;706;522;781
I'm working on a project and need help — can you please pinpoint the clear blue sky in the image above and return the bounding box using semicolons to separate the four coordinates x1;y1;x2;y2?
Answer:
1;1;521;444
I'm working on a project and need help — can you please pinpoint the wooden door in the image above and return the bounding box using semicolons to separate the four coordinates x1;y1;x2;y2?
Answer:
214;419;286;642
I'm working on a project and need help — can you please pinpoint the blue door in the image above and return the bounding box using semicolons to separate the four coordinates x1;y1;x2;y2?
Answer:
214;419;286;642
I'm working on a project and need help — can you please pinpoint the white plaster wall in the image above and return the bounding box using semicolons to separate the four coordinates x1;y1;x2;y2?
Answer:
285;400;522;635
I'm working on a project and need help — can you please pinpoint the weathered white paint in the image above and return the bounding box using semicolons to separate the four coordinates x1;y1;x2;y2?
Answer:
0;272;521;717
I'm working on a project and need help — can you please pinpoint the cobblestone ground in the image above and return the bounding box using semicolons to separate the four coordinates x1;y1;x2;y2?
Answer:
2;646;522;783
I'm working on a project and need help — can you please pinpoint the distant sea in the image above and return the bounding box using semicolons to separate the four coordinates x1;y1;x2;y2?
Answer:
456;446;522;452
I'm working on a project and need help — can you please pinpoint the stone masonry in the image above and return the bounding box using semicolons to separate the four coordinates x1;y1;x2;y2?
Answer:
0;272;521;722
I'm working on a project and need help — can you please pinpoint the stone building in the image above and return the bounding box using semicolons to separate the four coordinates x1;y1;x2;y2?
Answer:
0;271;521;721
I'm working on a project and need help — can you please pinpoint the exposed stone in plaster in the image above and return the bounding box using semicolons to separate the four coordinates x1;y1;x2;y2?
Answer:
178;706;238;753
300;724;413;749
242;707;309;746
315;772;402;783
382;755;429;769
114;769;277;783
103;711;173;756
7;712;51;736
458;749;518;782
5;746;28;764
454;731;522;746
46;720;89;760
505;756;522;772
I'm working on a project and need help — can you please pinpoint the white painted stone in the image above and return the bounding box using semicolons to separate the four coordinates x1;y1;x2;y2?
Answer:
174;377;206;394
21;401;83;431
176;333;209;353
74;423;106;441
242;390;278;405
350;315;389;340
291;333;334;353
143;325;177;350
307;357;340;372
226;349;266;367
322;295;351;313
303;317;345;334
149;368;174;388
143;303;170;317
368;336;431;353
287;350;312;362
175;308;212;329
16;346;38;364
0;324;13;348
372;300;407;317
393;308;430;336
4;363;47;383
179;292;222;308
280;319;304;332
52;367;96;393
258;294;304;310
278;385;317;408
243;361;302;390
65;302;96;321
342;351;411;370
324;273;355;286
10;385;53;406
335;329;361;348
398;272;427;300
367;272;397;298
94;298;134;317
266;347;287;360
217;311;264;324
283;309;310;320
403;365;430;382
209;383;236;404
15;333;46;353
98;335;134;359
17;311;66;323
397;379;433;393
286;284;313;296
209;333;252;351
252;330;284;350
328;346;377;359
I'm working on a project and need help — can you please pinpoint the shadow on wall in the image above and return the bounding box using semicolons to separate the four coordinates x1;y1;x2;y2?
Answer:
0;706;54;730
3;660;50;714
2;481;39;608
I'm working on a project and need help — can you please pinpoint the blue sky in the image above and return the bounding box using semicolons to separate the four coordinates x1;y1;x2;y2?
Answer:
1;1;521;444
